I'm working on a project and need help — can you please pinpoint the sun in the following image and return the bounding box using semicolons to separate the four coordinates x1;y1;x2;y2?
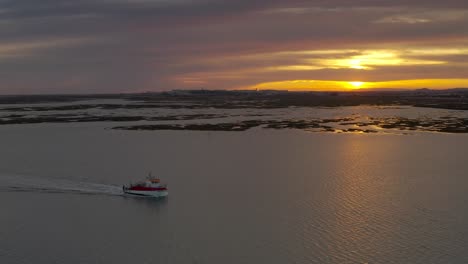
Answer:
349;81;364;88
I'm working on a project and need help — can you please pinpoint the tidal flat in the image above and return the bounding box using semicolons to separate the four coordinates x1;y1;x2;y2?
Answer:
1;91;467;134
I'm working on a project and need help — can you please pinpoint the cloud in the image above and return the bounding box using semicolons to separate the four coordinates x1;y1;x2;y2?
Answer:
375;9;468;24
1;0;468;93
375;16;431;24
0;37;98;58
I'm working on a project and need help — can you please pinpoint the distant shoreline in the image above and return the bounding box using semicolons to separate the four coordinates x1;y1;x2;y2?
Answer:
1;89;467;111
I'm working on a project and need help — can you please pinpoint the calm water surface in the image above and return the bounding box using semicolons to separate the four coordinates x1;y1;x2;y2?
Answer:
1;124;468;263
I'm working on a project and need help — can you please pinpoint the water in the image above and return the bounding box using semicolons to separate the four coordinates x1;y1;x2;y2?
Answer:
1;121;468;263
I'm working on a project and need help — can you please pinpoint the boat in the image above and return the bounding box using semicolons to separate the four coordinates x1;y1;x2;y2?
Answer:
122;174;168;197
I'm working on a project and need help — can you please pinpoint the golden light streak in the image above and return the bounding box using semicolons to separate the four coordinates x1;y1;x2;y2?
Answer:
253;80;365;91
366;79;468;89
348;59;366;69
408;48;468;55
318;50;446;70
263;65;324;71
252;79;468;91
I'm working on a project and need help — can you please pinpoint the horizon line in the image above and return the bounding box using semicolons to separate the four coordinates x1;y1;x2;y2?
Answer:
1;87;468;97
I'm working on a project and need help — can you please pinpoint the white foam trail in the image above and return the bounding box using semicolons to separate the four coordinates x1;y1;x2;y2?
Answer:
0;173;123;196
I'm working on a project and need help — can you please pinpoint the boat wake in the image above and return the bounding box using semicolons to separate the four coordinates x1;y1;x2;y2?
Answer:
0;173;123;197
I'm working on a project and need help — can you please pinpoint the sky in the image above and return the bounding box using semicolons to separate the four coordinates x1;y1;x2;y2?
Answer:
1;0;468;94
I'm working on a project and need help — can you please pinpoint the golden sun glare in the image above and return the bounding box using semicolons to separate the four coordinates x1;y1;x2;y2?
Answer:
349;81;364;88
